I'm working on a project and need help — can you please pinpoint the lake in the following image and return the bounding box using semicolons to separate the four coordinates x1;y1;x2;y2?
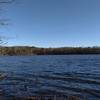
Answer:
0;55;100;100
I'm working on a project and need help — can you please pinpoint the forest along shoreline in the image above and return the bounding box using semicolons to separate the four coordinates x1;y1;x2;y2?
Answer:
0;46;100;55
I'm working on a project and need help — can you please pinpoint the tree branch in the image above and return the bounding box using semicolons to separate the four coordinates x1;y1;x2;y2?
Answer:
0;0;14;4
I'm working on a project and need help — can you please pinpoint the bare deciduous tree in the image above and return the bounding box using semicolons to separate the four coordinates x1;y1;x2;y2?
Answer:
0;0;14;45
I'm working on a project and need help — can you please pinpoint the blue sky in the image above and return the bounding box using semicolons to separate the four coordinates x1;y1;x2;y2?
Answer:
0;0;100;47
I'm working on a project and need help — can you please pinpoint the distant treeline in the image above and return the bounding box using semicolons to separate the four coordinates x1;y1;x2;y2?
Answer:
0;46;100;55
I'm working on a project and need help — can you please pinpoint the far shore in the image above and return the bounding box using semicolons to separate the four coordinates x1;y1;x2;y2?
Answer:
0;46;100;55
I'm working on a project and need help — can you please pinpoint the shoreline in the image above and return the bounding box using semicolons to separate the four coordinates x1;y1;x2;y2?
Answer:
1;46;100;56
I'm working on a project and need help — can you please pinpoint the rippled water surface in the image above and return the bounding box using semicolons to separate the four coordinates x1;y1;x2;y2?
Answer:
0;55;100;100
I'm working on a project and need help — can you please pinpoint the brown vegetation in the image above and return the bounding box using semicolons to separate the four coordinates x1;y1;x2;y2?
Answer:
0;46;100;55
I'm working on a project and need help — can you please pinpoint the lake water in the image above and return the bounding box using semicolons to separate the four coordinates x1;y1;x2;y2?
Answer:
0;55;100;100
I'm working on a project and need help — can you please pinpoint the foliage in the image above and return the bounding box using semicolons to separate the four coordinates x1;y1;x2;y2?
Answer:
0;46;100;55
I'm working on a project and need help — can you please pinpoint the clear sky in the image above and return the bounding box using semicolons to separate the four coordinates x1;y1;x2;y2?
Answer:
0;0;100;47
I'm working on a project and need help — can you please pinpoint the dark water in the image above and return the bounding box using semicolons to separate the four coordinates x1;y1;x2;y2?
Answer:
0;55;100;99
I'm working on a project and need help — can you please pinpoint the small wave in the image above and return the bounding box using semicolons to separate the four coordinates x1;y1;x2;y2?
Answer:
0;71;99;99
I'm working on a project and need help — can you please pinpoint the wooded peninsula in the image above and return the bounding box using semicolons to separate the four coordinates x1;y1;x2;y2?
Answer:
0;46;100;55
